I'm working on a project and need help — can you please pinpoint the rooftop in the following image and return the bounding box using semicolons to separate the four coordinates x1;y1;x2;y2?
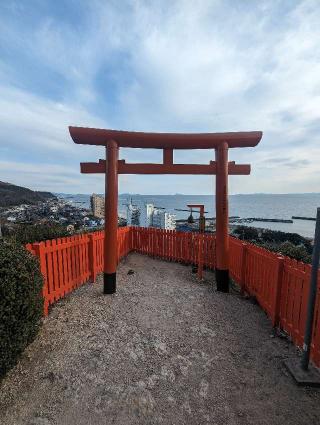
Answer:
1;253;319;424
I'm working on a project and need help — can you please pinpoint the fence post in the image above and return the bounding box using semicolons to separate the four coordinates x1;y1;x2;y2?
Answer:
88;233;97;283
198;234;204;280
33;242;49;316
25;243;35;255
240;243;248;295
272;256;284;328
152;228;155;258
131;226;134;251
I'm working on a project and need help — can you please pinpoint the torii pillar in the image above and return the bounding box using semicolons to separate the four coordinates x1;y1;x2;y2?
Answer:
104;140;118;293
215;142;229;291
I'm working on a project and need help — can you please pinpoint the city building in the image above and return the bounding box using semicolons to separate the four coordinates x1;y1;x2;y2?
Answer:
146;203;155;227
90;194;104;218
146;203;176;230
151;208;163;228
164;212;176;230
125;199;141;226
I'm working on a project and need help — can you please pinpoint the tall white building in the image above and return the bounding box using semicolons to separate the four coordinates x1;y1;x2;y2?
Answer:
164;212;176;230
126;199;141;226
146;203;155;227
146;203;176;230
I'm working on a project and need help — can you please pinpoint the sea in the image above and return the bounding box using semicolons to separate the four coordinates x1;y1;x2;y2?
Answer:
57;193;320;239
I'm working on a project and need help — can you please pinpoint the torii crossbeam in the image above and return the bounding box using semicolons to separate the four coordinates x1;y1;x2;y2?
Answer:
69;127;262;293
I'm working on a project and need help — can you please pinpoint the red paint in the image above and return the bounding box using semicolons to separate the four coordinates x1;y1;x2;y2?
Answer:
163;149;173;165
104;140;118;275
80;159;250;175
69;126;262;149
215;142;229;271
187;204;206;279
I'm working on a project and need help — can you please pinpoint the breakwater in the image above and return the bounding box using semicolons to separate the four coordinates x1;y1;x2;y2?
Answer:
292;216;316;221
233;217;293;224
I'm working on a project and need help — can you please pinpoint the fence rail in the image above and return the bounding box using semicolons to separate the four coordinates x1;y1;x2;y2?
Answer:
26;226;320;368
26;227;131;315
227;238;320;367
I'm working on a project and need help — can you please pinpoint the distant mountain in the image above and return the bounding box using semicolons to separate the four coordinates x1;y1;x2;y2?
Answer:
0;181;56;207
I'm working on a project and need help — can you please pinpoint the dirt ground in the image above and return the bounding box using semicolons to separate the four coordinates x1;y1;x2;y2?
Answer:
1;253;320;425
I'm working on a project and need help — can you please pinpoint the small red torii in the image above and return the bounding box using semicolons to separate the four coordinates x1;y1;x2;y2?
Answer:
69;127;262;293
187;204;206;233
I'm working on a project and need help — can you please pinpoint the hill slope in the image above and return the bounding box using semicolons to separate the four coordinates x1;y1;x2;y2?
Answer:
0;181;56;207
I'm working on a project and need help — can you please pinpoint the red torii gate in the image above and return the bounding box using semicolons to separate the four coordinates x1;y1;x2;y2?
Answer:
69;127;262;293
187;204;206;233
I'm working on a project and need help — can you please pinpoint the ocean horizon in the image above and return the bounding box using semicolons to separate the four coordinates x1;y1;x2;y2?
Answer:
57;192;320;238
57;192;320;196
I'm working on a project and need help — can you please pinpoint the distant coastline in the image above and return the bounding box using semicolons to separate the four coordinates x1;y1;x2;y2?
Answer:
56;191;320;197
57;192;320;238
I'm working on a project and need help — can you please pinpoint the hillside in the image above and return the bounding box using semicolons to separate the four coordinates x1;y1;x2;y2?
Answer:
0;181;56;207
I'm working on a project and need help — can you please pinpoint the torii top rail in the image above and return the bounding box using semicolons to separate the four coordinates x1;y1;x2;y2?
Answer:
69;126;262;293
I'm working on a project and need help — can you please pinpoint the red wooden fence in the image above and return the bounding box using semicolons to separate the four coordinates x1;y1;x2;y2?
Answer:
26;227;131;315
26;226;320;368
130;226;215;269
228;238;320;367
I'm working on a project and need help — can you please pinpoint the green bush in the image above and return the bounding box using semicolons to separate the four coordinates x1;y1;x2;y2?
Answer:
261;228;310;247
277;241;312;263
255;241;312;264
2;223;70;245
233;225;259;241
233;225;313;264
0;241;44;378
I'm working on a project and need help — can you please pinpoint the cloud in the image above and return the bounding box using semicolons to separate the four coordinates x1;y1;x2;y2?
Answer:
0;0;319;194
0;84;106;153
259;157;311;167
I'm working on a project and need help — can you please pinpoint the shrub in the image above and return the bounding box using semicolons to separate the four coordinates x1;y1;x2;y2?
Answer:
255;240;312;264
233;225;259;241
2;223;70;245
233;225;313;264
278;241;312;263
261;228;309;246
0;241;44;378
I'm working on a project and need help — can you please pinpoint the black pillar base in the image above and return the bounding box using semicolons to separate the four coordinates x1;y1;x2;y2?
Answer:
103;272;116;294
216;269;229;292
284;359;320;387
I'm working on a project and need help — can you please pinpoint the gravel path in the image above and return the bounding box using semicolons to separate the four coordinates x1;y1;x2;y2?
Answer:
1;253;320;425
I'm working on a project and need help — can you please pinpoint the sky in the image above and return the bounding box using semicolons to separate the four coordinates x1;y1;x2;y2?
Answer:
0;0;319;195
